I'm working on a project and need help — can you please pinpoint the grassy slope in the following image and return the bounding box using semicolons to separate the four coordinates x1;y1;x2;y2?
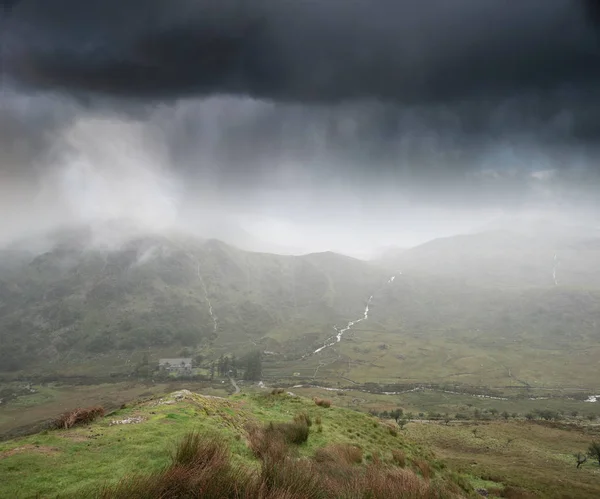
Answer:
406;420;600;499
0;234;385;374
0;390;460;498
2;227;600;393
2;389;599;498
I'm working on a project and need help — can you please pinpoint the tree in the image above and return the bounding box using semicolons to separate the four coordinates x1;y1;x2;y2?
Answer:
231;355;238;377
588;441;600;467
390;408;404;423
243;351;262;381
501;411;510;420
575;452;588;469
210;362;215;380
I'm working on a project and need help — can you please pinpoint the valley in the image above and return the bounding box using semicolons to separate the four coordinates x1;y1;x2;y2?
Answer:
1;223;599;449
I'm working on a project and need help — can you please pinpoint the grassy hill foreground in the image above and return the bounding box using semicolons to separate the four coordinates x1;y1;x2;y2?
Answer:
0;389;478;498
2;389;600;498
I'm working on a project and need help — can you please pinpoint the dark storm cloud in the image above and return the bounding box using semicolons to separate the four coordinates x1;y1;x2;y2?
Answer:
3;0;600;251
4;0;600;106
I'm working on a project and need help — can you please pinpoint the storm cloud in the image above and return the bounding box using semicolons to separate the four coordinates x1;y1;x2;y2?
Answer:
1;1;600;255
4;0;600;104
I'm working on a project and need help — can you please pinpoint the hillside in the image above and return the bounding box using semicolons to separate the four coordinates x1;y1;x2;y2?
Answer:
384;229;600;289
2;223;600;392
0;390;473;498
2;388;599;498
0;224;387;373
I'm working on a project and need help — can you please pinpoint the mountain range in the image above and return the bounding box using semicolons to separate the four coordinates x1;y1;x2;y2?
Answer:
1;219;599;383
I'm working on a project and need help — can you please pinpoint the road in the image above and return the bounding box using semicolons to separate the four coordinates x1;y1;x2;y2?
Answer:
228;376;240;394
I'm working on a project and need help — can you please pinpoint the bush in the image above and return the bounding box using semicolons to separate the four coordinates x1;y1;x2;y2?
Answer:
52;406;104;429
270;388;285;395
314;398;332;408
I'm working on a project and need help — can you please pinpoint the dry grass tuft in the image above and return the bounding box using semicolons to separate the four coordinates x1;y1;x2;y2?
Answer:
293;412;312;428
52;406;105;430
413;458;433;480
93;421;458;499
391;448;406;467
314;443;363;465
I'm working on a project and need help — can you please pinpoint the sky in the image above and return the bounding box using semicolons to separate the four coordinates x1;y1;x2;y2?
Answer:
2;0;600;257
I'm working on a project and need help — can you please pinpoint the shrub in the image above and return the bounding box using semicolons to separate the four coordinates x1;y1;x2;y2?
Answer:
314;398;332;408
52;406;105;429
271;388;285;395
391;449;406;467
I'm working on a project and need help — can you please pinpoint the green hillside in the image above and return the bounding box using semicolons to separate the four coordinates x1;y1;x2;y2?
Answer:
0;390;473;498
0;228;386;373
2;226;600;392
386;230;600;289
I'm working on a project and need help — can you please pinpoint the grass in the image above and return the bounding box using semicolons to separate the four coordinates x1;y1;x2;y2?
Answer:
98;423;460;498
405;419;600;498
0;390;464;498
0;380;230;438
2;387;599;497
52;406;105;429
